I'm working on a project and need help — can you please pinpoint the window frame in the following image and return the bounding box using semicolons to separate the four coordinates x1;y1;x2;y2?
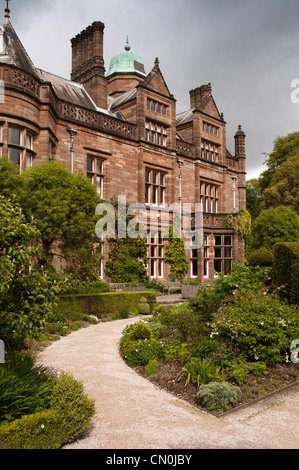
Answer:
87;155;104;198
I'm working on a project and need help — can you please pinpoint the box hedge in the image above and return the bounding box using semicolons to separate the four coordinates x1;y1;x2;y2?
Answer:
54;291;157;320
273;242;299;303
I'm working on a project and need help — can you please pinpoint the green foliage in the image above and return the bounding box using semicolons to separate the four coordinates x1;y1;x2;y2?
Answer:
273;242;299;303
0;409;66;449
250;205;299;252
248;247;274;267
55;291;156;321
145;358;160;377
0;368;95;449
210;291;299;365
50;371;95;444
197;382;241;413
246;178;263;219
259;131;299;192
137;297;150;315
226;209;251;237
189;262;267;322
178;357;223;386
20;162;100;280
164;226;188;281
103;200;148;283
227;361;249;384
0;197;60;349
263;154;299;213
0;157;22;199
170;303;201;342
125;339;165;367
0;353;55;423
61;281;110;295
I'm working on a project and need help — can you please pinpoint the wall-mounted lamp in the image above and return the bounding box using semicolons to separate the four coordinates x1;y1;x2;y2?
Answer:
67;127;78;174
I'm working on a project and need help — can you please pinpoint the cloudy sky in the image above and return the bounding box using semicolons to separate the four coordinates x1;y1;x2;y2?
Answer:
5;0;299;180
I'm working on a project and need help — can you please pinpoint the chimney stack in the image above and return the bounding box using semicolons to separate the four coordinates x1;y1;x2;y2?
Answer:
189;83;212;108
71;21;107;109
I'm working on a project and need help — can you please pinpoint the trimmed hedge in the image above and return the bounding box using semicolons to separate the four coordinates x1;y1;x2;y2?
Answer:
273;242;299;303
54;291;157;320
0;372;95;449
0;409;66;449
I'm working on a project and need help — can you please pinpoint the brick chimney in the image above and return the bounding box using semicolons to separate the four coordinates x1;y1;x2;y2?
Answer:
189;83;212;108
71;21;107;109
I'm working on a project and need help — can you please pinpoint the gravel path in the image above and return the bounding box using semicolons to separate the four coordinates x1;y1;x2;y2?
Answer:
37;316;299;449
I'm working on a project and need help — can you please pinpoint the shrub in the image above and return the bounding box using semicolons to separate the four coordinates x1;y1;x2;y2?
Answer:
273;242;299;303
145;359;160;377
210;291;299;365
248;247;274;267
227;361;249;384
137;297;151;315
178;357;223;386
50;372;95;444
0;409;66;449
189;262;267;322
197;382;241;413
125;339;165;367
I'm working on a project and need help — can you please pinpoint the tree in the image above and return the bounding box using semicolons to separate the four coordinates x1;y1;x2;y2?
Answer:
20;162;100;272
259;131;299;192
0;157;22;199
262;154;299;213
250;205;299;252
246;178;263;218
0;197;60;350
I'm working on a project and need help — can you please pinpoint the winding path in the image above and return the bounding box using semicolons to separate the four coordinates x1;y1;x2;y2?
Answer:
37;316;299;449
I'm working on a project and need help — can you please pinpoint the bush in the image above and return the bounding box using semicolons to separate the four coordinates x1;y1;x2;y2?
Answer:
137;297;151;315
197;381;241;413
248;247;274;267
145;359;160;377
0;409;66;449
189;262;267;322
50;371;95;444
273;242;299;303
210;291;299;365
125;339;165;367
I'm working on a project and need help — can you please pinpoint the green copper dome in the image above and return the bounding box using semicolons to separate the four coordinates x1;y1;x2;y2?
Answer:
106;37;146;77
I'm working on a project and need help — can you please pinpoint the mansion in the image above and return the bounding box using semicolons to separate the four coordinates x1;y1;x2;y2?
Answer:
0;8;246;284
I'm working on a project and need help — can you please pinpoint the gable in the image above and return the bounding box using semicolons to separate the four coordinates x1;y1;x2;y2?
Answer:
199;95;221;120
141;64;171;97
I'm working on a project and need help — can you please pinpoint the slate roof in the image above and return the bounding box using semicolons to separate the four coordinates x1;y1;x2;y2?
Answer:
1;21;39;79
37;69;98;111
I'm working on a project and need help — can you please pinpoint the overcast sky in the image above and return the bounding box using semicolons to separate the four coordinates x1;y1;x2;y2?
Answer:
5;0;299;180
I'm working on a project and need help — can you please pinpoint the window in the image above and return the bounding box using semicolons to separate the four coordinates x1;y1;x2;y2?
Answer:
87;156;104;197
214;235;233;276
203;235;209;278
201;140;219;162
200;182;219;213
145;168;166;206
203;121;219;136
7;126;34;170
190;236;198;278
145;121;167;146
148;232;164;278
147;98;167;116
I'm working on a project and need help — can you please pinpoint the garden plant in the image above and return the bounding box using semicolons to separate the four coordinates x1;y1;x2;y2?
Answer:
120;262;299;414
